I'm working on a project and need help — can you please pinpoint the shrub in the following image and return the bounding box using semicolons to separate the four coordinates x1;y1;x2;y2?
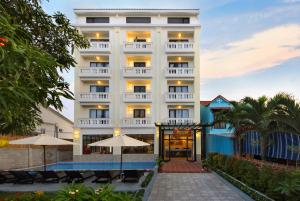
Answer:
141;171;154;188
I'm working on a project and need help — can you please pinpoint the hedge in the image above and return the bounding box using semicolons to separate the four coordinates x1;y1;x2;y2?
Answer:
206;153;300;201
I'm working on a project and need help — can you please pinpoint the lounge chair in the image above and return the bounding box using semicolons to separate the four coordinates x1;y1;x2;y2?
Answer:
38;171;66;183
92;171;112;183
0;171;16;184
65;171;90;183
122;170;140;183
9;171;37;184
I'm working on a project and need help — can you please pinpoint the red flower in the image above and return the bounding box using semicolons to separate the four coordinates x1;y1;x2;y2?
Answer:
0;37;8;42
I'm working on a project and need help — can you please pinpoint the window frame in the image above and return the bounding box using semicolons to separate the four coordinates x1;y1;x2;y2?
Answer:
126;17;151;24
86;17;109;23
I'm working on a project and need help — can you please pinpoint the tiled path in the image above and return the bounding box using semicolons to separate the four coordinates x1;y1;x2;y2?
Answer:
148;173;253;201
160;160;207;173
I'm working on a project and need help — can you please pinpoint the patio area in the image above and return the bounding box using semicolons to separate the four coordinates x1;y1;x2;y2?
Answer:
148;173;253;201
160;160;206;173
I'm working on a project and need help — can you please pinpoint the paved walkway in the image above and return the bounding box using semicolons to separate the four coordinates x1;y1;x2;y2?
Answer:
148;173;253;201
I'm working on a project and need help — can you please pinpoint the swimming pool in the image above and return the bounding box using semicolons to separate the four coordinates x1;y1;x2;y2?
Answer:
46;161;156;171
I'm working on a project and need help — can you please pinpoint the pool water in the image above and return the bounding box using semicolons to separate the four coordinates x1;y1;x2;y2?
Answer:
46;161;156;171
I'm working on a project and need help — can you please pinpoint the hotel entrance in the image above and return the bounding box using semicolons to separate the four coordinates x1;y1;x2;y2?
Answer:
156;123;205;162
163;131;194;161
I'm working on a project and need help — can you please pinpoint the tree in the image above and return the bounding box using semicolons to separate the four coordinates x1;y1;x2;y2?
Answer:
0;1;89;134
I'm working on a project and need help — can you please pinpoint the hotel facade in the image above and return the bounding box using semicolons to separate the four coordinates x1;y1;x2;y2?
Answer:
73;9;201;161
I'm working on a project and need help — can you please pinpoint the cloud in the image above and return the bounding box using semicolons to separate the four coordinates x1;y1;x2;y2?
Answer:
201;24;300;78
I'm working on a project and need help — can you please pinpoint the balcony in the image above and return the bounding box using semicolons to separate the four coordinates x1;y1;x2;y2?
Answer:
165;42;194;53
123;92;152;102
165;93;194;102
123;68;152;78
165;68;194;77
78;67;110;78
122;118;152;127
78;118;111;128
123;42;153;53
79;42;111;53
166;118;194;124
78;93;110;103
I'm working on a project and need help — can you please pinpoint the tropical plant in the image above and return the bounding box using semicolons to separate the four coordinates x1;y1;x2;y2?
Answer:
55;182;94;201
0;0;89;134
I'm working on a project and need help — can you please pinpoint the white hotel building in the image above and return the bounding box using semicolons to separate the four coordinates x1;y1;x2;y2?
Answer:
73;9;201;162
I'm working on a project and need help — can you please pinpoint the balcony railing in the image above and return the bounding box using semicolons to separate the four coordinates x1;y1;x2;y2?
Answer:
78;118;110;128
165;93;194;102
165;42;194;52
79;92;110;102
122;118;152;127
78;67;110;78
165;68;194;77
123;42;153;52
123;67;152;77
79;42;111;53
166;118;194;124
123;92;152;102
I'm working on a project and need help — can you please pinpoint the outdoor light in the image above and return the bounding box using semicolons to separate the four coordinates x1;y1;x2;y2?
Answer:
74;130;80;140
146;38;151;42
146;108;151;115
177;81;182;85
178;33;182;38
128;108;133;114
97;105;103;109
146;84;151;91
146;60;151;66
96;33;100;38
128;38;134;42
178;57;182;61
177;105;182;109
97;80;102;85
128;84;133;91
114;129;120;136
96;56;100;61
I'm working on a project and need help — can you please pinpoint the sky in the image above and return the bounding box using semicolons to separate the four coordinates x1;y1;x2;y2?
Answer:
42;0;300;121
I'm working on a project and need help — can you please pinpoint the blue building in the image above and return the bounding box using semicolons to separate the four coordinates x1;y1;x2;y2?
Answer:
200;95;235;156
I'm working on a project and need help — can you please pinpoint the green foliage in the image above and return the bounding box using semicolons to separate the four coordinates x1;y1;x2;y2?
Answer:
207;153;300;201
55;182;95;201
0;192;55;201
141;171;154;188
0;0;89;134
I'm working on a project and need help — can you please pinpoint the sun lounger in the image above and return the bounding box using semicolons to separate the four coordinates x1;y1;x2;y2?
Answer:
92;171;112;183
9;171;37;184
122;170;141;183
65;171;90;183
0;171;16;183
38;171;66;183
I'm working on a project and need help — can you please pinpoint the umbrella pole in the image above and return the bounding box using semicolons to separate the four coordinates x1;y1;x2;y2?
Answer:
43;145;46;171
120;147;123;173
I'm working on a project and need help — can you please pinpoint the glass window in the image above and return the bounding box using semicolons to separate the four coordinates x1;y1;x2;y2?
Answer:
169;86;189;93
169;109;189;118
90;62;109;67
122;134;154;154
169;39;189;42
86;17;109;23
169;62;188;68
90;85;109;92
168;17;190;24
82;135;112;154
134;86;146;93
134;62;146;67
90;38;109;42
133;109;145;118
89;109;109;118
126;17;151;23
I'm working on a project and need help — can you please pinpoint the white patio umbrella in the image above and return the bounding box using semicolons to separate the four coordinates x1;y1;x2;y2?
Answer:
10;134;77;171
88;134;150;171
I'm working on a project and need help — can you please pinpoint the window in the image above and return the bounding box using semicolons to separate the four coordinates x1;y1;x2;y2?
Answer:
58;128;63;132
40;128;46;134
134;86;146;93
90;38;109;42
169;62;188;68
134;109;145;118
169;109;189;118
82;135;111;154
89;109;109;118
123;135;154;154
86;17;109;23
90;85;109;92
168;17;190;24
214;122;227;129
126;17;151;23
169;86;189;93
134;62;146;67
90;62;109;67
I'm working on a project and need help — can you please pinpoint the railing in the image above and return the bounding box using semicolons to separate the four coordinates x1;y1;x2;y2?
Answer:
166;118;194;124
79;67;110;77
165;93;194;102
78;118;110;128
79;42;111;52
122;118;152;127
165;42;194;52
123;42;153;52
79;93;110;102
165;68;194;77
123;92;152;102
123;67;152;77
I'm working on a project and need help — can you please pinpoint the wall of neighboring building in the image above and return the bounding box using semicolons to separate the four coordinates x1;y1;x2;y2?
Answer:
36;107;74;140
